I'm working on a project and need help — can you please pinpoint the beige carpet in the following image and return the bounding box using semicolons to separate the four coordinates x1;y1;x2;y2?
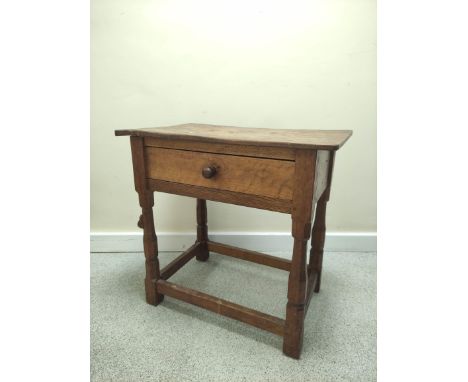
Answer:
91;251;376;382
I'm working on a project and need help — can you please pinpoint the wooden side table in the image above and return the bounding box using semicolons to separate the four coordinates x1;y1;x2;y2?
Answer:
115;123;352;359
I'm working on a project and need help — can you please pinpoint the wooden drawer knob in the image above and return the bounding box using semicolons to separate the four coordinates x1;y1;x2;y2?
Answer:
202;166;217;179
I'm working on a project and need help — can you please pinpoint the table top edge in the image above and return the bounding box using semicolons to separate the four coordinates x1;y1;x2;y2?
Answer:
115;125;353;150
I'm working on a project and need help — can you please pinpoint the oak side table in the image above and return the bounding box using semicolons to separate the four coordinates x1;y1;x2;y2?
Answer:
115;123;352;359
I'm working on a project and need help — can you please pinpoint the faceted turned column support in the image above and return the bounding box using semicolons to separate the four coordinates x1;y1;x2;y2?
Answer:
131;136;163;306
138;192;164;305
196;199;209;261
283;221;312;359
283;150;317;359
309;199;327;293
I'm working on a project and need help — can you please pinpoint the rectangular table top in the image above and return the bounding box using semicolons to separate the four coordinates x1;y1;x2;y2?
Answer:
115;123;352;150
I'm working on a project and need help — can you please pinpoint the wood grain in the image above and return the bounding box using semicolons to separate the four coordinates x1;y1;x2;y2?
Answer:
283;149;317;359
156;279;285;336
160;243;200;280
117;125;351;360
145;147;295;200
130;136;164;306
116;123;352;150
144;137;295;160
208;241;291;271
147;179;292;213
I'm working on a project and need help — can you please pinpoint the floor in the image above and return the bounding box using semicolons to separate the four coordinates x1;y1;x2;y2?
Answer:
91;251;376;382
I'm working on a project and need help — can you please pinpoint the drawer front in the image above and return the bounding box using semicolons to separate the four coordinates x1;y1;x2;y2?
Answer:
145;147;295;200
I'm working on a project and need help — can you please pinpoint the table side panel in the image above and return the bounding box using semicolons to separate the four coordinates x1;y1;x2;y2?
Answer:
313;150;331;202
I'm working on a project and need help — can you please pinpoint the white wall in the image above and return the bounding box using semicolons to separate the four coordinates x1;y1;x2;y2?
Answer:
91;0;376;233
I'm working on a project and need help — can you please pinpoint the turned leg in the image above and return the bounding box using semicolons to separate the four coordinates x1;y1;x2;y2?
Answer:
195;198;209;261
309;197;328;293
130;136;163;306
282;149;317;359
138;192;164;305
283;220;311;359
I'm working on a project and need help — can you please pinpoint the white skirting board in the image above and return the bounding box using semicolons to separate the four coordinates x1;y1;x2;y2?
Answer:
90;232;376;254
